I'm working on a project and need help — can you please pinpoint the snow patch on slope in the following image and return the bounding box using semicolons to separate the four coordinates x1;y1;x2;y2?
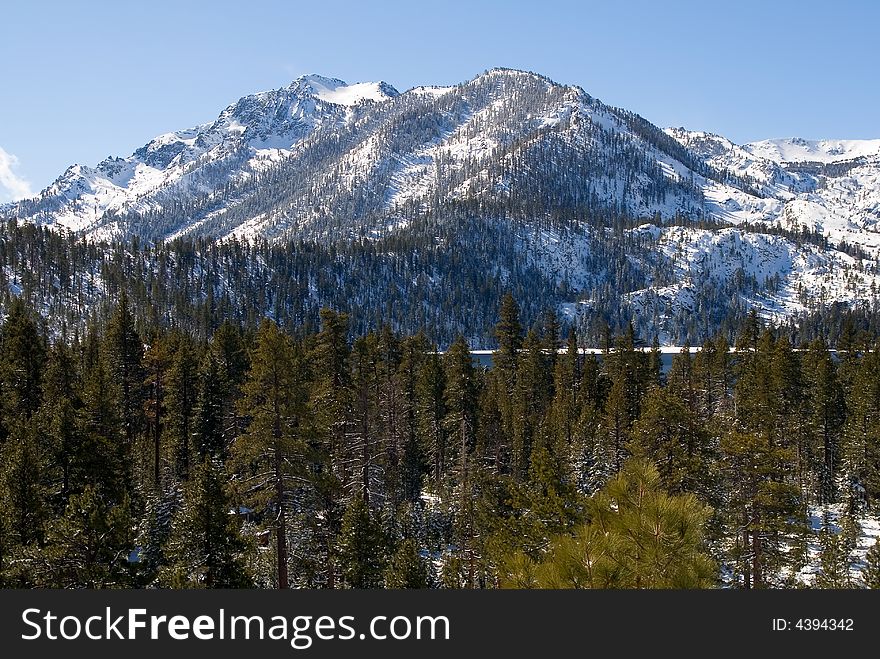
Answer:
745;138;880;164
302;75;397;106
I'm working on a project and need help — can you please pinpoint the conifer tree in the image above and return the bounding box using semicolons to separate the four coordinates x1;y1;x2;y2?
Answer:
348;334;381;505
814;525;853;589
143;334;172;488
494;293;523;377
232;319;309;589
193;351;227;460
539;308;560;398
477;374;507;475
842;345;880;504
630;386;712;496
384;538;429;588
38;342;82;509
602;373;631;473
666;342;694;406
493;294;522;477
418;350;447;491
862;537;880;588
337;495;387;588
104;292;145;451
396;334;428;503
444;335;478;578
512;330;549;479
803;338;846;503
210;321;249;445
36;484;133;588
160;458;251;588
2;418;45;549
375;326;403;507
309;309;351;588
76;353;127;503
720;430;804;588
522;444;581;549
0;297;46;435
165;335;200;479
0;480;11;586
500;459;715;588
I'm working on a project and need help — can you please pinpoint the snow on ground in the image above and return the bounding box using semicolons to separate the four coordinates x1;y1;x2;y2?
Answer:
796;504;880;587
517;225;594;291
666;128;880;257
745;138;880;164
309;78;394;106
513;220;880;343
636;225;880;319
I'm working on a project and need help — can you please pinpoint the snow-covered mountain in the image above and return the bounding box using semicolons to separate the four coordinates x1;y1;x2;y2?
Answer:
7;74;399;239
3;69;732;241
665;128;880;253
10;69;880;252
3;68;880;340
745;137;880;164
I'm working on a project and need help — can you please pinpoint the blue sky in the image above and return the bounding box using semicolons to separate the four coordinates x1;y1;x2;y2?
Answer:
1;0;877;202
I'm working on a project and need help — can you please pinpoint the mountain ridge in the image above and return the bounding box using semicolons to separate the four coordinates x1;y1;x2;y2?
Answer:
6;69;878;250
3;68;880;343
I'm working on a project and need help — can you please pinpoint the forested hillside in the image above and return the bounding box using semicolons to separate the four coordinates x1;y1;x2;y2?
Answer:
3;217;879;349
1;292;879;588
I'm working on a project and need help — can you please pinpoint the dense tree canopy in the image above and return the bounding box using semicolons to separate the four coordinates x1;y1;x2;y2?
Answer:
0;295;877;589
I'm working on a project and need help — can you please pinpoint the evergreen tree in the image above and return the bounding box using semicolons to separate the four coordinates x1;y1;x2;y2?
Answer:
165;335;200;479
0;297;46;435
522;444;581;550
0;480;11;586
630;386;713;496
103;292;145;497
38;342;82;509
210;321;249;446
384;538;429;589
511;330;546;479
493;294;521;478
494;293;523;376
418;350;447;491
375;326;403;508
444;335;478;582
720;430;804;588
803;339;846;504
477;373;508;475
232;319;309;589
193;351;227;460
1;418;45;549
814;524;853;589
500;459;715;588
842;345;880;505
76;353;127;503
395;334;428;503
309;308;351;588
143;333;172;488
348;334;381;505
35;485;133;588
601;372;631;473
337;496;387;588
160;458;251;588
862;537;880;589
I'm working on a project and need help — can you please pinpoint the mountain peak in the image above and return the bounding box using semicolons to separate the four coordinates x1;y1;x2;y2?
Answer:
292;74;399;106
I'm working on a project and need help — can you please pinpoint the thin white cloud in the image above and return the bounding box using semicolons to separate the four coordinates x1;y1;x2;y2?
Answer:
0;146;34;203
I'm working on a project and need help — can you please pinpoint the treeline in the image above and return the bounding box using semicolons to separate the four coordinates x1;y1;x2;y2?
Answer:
2;294;880;589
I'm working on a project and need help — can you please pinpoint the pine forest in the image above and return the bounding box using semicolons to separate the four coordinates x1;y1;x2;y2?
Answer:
2;285;880;589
